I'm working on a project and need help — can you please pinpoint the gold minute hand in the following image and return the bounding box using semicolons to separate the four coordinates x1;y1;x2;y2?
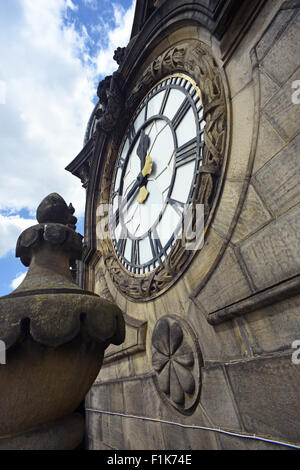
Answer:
137;155;153;204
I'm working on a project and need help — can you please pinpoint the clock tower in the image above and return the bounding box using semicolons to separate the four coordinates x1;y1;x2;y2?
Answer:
67;0;300;450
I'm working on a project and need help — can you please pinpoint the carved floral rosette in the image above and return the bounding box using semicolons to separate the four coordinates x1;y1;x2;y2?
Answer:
151;315;202;413
98;40;227;301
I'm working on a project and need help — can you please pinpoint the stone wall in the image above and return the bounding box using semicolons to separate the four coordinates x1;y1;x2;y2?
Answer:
85;0;300;450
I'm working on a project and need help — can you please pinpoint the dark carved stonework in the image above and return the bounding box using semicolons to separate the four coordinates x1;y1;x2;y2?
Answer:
95;71;123;133
113;46;127;65
99;40;227;301
151;315;202;413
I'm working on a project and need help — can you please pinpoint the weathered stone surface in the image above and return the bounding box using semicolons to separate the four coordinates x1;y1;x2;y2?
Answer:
200;366;242;430
195;246;252;314
219;433;289;450
263;68;300;142
252;113;285;174
160;388;220;450
184;228;225;293
225;84;254;180
94;362;119;384
262;11;300;86
140;377;166;449
102;414;125;450
0;336;103;438
0;413;84;451
232;184;272;244
224;38;253;98
254;133;300;216
226;354;300;443
188;302;248;363
259;69;280;109
86;409;102;441
87;383;110;412
122;380;148;449
240;294;300;356
167;25;198;46
212;181;243;238
240;203;300;291
87;437;114;450
87;382;126;449
256;8;295;62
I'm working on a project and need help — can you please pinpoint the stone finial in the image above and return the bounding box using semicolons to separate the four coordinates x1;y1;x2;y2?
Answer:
16;193;82;267
36;193;77;229
0;192;125;449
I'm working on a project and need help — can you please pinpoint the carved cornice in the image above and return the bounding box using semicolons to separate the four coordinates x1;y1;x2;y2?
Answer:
130;0;245;40
65;137;95;189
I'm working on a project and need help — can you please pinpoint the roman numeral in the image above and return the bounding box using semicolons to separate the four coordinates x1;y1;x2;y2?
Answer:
169;198;185;216
128;123;136;145
131;239;140;265
111;190;118;200
175;137;200;168
172;97;191;129
116;228;127;257
117;156;126;170
159;88;170;115
149;228;163;259
112;208;120;228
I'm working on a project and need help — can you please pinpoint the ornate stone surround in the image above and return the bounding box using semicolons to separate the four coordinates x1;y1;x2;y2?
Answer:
97;40;228;302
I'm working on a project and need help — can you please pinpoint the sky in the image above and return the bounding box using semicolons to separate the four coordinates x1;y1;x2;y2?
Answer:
0;0;136;296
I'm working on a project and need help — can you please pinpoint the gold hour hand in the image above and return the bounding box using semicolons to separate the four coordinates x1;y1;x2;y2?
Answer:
138;155;153;204
141;155;152;177
137;186;149;204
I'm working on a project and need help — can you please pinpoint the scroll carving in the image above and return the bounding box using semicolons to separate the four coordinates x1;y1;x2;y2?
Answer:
95;71;124;133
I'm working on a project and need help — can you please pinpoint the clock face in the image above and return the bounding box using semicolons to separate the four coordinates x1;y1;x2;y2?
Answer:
110;73;205;275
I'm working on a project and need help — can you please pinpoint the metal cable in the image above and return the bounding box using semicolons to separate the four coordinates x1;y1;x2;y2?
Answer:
86;408;300;450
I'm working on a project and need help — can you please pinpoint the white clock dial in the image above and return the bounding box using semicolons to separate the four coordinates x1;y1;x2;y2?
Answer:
110;73;205;275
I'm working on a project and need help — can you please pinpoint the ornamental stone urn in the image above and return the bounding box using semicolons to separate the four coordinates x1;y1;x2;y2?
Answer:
0;193;125;450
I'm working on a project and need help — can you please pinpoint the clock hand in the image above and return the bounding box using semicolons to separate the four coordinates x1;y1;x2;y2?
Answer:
137;129;150;170
137;156;153;204
112;172;145;227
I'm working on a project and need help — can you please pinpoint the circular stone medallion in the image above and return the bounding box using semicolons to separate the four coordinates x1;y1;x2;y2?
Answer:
151;315;202;413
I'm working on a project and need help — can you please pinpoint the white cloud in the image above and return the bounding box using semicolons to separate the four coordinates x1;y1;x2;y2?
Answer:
95;1;136;76
0;0;96;217
10;272;27;290
0;214;34;258
66;0;78;11
0;0;135;226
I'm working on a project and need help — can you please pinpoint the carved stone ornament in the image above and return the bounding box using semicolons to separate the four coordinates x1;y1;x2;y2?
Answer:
0;193;125;449
151;315;202;413
113;46;127;66
95;71;124;133
98;40;227;301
